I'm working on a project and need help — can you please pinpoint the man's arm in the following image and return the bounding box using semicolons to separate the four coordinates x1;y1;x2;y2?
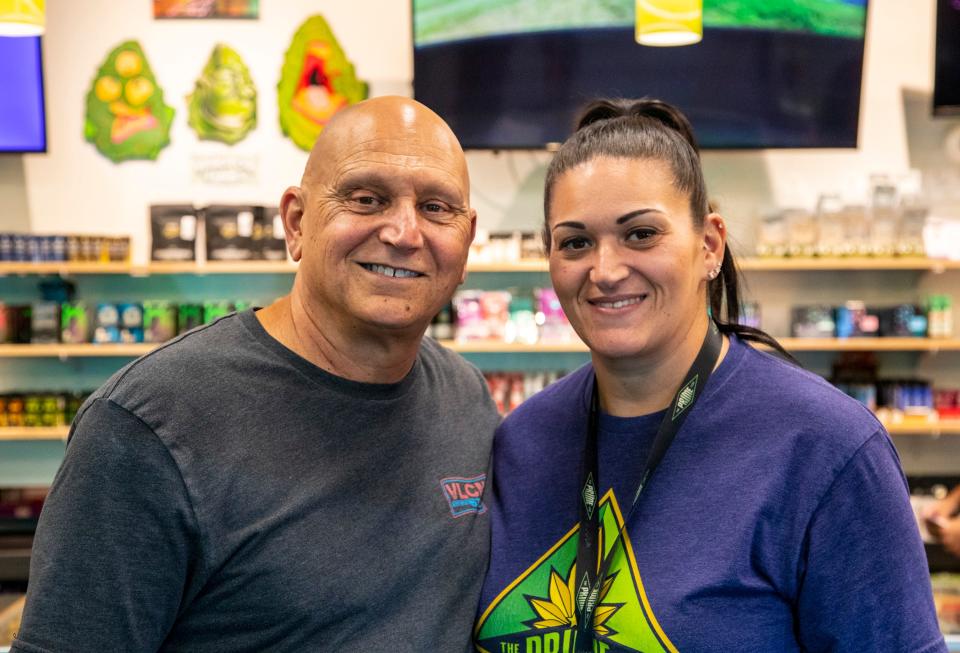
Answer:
12;398;202;653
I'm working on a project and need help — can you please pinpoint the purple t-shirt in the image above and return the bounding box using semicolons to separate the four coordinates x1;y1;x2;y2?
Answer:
476;335;946;653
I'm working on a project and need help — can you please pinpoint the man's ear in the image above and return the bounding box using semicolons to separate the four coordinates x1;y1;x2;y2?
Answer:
280;186;305;262
461;208;478;284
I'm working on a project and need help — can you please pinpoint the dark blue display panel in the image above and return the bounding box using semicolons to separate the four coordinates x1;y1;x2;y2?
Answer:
0;36;47;153
413;1;869;150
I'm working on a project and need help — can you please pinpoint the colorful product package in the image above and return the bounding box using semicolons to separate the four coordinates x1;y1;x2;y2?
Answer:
61;302;93;344
203;300;234;323
143;301;177;343
94;303;121;343
178;303;204;334
118;303;144;343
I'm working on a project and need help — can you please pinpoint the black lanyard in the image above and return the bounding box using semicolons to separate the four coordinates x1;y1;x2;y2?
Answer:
574;322;722;652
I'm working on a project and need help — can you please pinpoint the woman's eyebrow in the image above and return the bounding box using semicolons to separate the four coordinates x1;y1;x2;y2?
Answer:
552;208;661;232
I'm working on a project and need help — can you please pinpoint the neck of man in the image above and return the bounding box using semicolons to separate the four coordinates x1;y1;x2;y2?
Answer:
257;291;424;385
591;311;728;418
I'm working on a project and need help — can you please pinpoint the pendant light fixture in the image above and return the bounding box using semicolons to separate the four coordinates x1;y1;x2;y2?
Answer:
635;0;702;47
0;0;44;37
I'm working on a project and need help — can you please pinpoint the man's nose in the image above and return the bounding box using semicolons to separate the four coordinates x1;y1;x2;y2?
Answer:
379;201;425;250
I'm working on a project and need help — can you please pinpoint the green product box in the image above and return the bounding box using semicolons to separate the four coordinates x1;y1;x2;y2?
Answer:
203;301;233;324
178;304;204;334
61;302;93;343
143;301;178;343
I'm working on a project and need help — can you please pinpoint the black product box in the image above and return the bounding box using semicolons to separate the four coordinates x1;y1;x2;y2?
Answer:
255;206;288;261
877;305;928;337
791;306;836;338
61;302;93;344
205;205;257;261
118;303;144;343
3;305;31;343
150;205;198;262
143;301;178;343
178;304;204;334
31;302;60;344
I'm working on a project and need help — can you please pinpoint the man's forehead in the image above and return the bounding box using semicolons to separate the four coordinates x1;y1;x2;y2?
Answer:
332;137;469;188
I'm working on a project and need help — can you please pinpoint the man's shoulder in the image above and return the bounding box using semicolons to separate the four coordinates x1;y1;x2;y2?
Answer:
92;311;256;409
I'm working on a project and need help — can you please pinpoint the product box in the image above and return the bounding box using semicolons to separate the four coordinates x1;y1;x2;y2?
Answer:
178;304;204;334
118;303;144;343
205;205;257;261
203;300;234;323
30;302;60;344
61;302;93;344
791;306;836;338
143;301;178;343
150;205;198;262
877;305;927;337
256;206;287;261
93;303;121;343
3;305;31;343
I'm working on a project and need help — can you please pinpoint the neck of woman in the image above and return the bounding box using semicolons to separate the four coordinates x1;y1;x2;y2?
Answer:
592;315;728;418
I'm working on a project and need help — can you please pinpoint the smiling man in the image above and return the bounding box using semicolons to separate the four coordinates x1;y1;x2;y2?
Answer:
13;97;499;653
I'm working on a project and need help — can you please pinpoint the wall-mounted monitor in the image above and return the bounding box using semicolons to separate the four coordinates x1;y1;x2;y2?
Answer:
934;0;960;116
0;36;47;153
413;1;869;150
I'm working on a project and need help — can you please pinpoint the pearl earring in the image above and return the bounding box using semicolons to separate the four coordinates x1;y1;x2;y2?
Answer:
708;263;722;280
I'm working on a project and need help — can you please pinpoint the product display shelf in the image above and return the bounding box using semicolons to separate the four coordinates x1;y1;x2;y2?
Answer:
3;257;960;276
5;417;960;443
739;256;960;272
3;339;960;359
0;427;68;442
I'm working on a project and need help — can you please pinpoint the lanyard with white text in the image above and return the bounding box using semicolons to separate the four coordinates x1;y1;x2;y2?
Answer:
573;321;722;652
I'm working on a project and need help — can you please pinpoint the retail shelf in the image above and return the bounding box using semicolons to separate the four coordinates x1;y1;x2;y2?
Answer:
466;260;549;272
739;256;960;271
2;338;959;358
777;338;960;352
0;344;156;358
0;427;68;441
438;339;588;353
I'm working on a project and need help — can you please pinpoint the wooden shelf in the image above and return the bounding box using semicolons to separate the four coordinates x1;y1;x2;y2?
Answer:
2;420;959;442
0;343;156;358
1;338;959;358
2;257;959;276
438;339;587;353
0;426;68;441
776;338;960;352
739;256;960;271
884;419;960;437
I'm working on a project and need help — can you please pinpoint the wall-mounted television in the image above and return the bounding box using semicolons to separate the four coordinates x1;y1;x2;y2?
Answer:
0;36;47;153
413;1;869;150
934;0;960;116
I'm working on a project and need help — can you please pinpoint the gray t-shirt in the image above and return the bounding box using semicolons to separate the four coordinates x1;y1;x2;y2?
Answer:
13;310;500;653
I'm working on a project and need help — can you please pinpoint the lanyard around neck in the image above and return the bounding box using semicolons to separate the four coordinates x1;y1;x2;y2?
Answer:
573;322;722;652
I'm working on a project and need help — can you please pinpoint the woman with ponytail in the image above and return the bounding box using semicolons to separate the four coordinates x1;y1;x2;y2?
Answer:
474;99;944;653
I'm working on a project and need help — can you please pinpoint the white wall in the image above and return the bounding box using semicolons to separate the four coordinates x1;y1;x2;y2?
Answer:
1;0;957;262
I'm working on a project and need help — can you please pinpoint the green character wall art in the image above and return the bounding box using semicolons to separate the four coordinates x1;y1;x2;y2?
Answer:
187;44;257;145
277;15;368;152
84;41;175;162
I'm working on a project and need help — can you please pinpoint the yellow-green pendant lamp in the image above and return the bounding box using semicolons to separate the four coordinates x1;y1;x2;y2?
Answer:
635;0;702;47
0;0;44;36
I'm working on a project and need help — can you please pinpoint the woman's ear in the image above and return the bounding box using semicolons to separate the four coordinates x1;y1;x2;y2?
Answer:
702;212;727;280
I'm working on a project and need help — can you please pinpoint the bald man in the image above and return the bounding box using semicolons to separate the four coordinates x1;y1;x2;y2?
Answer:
14;97;499;653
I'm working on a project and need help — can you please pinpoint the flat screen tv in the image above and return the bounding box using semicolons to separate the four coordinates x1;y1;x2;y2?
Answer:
934;0;960;116
413;0;869;149
0;36;47;153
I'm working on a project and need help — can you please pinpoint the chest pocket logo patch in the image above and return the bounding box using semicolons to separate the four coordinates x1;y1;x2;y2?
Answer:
441;475;486;518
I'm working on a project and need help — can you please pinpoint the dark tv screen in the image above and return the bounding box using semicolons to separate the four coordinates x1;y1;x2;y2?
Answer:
0;36;47;153
413;1;869;149
934;0;960;116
